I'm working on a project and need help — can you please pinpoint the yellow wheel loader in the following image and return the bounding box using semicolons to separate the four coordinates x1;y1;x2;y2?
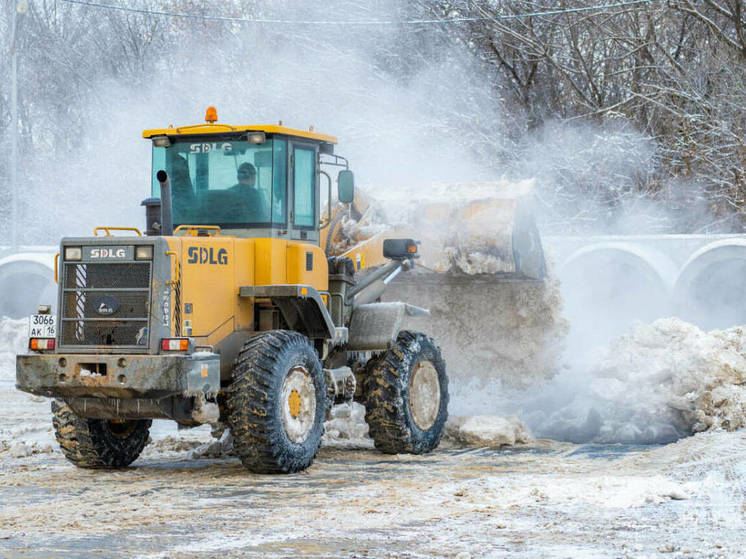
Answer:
16;108;449;474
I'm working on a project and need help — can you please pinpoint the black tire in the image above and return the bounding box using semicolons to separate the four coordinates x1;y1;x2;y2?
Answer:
226;330;326;474
51;400;151;469
364;331;449;454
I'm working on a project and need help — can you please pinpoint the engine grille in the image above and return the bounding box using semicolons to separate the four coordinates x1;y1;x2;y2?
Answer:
60;262;151;349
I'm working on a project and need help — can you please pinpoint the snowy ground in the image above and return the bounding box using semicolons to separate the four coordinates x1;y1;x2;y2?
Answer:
1;377;745;558
2;316;746;557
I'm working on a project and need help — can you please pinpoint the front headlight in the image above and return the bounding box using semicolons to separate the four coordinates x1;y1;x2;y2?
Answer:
247;131;266;144
135;245;154;260
64;246;82;260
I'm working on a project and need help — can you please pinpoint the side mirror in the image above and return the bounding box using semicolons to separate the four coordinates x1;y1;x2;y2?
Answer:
338;170;355;204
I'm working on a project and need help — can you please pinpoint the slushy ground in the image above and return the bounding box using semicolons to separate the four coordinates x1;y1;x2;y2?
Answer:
1;380;744;558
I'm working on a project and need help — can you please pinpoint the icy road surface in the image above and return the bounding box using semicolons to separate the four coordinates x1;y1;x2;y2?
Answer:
1;380;745;558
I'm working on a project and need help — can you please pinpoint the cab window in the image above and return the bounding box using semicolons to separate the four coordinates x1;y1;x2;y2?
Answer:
293;147;315;228
151;137;288;228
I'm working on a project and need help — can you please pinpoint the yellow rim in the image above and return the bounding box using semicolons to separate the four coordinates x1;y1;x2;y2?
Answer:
288;389;301;419
281;366;316;444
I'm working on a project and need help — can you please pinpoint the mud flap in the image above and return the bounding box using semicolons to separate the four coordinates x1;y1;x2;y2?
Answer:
347;302;429;351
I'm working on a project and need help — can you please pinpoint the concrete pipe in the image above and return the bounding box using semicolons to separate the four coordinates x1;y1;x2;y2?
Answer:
558;243;676;347
0;252;57;319
673;239;746;330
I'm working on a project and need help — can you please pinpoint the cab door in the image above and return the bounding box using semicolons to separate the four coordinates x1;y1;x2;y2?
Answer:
289;142;319;243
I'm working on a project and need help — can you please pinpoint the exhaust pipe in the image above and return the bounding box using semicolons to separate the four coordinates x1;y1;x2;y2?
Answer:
156;170;174;236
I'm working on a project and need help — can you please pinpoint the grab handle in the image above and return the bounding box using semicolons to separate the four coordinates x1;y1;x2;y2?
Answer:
94;226;143;237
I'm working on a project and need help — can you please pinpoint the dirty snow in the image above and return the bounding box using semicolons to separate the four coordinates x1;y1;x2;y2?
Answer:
2;418;744;557
445;415;534;448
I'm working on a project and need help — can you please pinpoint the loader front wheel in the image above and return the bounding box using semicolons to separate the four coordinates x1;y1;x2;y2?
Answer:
227;330;326;474
364;331;448;454
51;400;151;468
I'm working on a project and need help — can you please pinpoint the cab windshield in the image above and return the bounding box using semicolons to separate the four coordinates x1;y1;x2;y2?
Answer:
151;136;287;228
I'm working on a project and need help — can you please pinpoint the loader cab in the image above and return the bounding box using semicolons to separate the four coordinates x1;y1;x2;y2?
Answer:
144;119;344;244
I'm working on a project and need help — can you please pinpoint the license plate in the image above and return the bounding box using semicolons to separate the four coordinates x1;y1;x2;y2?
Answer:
29;314;56;338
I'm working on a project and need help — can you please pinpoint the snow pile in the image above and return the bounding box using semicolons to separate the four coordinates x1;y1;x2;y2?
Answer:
527;318;746;443
186;430;234;459
1;440;54;458
0;317;28;381
445;415;533;448
322;403;372;447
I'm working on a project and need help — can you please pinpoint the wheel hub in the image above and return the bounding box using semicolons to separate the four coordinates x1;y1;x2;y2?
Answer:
281;366;316;444
107;420;137;439
409;360;440;431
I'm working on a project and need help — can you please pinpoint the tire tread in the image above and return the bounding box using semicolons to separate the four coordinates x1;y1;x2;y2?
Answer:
51;400;151;469
364;330;449;454
227;330;325;474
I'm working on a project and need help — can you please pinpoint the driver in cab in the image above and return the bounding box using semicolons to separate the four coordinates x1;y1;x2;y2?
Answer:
229;162;269;222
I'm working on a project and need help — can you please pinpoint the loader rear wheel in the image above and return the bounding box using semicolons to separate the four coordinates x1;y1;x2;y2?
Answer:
51;400;151;469
364;331;449;454
226;330;326;474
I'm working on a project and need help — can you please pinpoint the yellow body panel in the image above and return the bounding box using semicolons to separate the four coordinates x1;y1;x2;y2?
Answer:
142;123;337;144
164;236;328;344
232;241;255;331
253;238;287;286
286;243;328;288
179;236;237;341
340;226;418;273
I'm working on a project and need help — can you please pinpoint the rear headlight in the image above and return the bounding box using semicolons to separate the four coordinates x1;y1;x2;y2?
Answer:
64;246;82;260
30;338;55;350
161;338;189;351
135;245;153;260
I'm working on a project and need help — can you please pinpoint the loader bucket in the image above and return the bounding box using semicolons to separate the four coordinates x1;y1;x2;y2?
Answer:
331;181;546;279
330;181;559;390
418;196;545;279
